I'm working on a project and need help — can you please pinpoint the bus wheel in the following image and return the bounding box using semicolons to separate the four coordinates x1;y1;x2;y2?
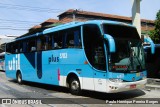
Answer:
17;72;23;84
69;77;81;95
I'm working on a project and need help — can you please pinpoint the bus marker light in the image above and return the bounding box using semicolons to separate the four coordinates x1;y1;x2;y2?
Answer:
84;61;88;64
58;68;60;81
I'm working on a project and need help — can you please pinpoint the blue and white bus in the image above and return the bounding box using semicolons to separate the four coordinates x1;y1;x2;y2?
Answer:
0;52;5;71
144;44;160;78
5;20;154;95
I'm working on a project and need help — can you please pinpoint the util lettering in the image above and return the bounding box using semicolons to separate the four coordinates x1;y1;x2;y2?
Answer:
8;54;20;70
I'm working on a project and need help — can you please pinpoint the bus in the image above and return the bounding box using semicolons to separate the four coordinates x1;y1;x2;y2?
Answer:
144;44;160;78
5;20;154;95
0;52;5;71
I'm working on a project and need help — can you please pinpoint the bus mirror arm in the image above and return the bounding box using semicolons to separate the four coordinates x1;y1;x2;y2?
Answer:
104;34;116;53
144;37;155;54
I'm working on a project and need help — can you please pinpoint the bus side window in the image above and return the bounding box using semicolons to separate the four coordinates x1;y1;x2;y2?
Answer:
48;34;53;50
65;27;81;48
19;42;23;53
37;36;44;51
53;32;62;49
6;43;12;54
23;41;27;53
66;32;74;48
13;42;18;53
37;38;42;51
27;38;36;52
43;35;49;50
74;30;81;48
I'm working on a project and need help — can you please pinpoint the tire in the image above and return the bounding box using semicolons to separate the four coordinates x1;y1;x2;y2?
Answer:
69;77;81;95
17;72;23;84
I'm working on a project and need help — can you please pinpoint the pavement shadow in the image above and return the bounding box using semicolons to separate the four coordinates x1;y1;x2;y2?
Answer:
9;80;69;94
81;89;145;100
9;79;145;101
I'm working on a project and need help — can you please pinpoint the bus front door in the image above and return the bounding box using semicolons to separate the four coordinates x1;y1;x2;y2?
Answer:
93;71;107;92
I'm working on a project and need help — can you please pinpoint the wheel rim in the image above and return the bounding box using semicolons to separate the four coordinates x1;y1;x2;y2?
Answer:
18;74;22;83
71;80;79;91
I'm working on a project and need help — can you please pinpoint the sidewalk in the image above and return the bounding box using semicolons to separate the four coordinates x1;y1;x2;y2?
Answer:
145;78;160;90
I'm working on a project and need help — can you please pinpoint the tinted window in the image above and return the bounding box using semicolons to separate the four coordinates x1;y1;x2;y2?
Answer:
83;24;106;70
103;24;140;39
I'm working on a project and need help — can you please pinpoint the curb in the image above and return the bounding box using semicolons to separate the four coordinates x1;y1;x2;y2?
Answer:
145;78;160;91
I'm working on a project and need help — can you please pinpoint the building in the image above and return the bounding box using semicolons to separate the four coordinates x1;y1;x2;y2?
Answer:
29;9;154;35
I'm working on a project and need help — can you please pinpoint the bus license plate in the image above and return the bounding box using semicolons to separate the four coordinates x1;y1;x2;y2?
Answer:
130;84;136;89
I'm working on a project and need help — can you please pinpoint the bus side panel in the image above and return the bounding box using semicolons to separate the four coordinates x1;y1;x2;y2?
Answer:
5;53;37;81
5;54;18;79
41;49;86;86
41;49;94;89
5;49;95;91
20;53;36;81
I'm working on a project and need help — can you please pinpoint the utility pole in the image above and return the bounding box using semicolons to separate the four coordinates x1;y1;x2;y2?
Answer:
132;0;142;38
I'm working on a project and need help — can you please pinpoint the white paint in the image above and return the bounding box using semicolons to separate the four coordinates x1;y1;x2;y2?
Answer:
94;78;107;92
59;75;147;93
8;54;20;70
106;78;147;93
59;76;66;86
82;77;94;91
60;53;67;59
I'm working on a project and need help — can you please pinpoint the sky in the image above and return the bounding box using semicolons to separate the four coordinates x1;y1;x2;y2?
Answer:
0;0;159;36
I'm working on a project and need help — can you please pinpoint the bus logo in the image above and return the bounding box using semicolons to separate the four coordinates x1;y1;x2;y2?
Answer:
8;54;20;70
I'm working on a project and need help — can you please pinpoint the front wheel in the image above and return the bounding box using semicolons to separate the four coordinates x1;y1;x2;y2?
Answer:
17;72;23;84
69;77;81;95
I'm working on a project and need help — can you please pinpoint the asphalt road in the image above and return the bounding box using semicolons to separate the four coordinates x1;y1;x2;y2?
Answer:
0;71;160;107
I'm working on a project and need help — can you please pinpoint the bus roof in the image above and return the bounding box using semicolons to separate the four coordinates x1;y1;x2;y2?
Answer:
12;20;135;42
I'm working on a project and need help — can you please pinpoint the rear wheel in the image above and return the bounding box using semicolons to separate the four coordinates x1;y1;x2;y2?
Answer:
17;72;23;84
69;77;81;95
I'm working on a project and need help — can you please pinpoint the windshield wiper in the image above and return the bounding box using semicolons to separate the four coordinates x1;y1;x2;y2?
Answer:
126;56;142;72
135;56;143;71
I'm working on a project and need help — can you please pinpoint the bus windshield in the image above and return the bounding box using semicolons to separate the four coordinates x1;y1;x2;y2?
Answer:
103;24;146;72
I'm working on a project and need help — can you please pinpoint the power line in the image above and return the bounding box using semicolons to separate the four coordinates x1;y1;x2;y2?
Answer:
0;18;41;23
0;22;39;26
0;3;63;11
0;27;28;31
0;18;41;26
0;3;65;33
0;25;30;28
0;3;65;13
0;21;39;29
0;22;40;27
0;6;62;13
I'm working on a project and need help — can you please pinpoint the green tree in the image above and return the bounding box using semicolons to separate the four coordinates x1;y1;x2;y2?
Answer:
149;10;160;43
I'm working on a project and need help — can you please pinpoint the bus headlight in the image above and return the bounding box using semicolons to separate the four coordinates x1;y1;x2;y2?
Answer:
109;78;123;83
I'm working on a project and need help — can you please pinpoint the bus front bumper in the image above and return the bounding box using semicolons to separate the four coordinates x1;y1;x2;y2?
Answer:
106;79;147;93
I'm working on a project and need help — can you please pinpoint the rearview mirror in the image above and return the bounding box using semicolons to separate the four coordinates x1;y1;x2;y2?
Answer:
104;34;116;53
144;37;155;54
